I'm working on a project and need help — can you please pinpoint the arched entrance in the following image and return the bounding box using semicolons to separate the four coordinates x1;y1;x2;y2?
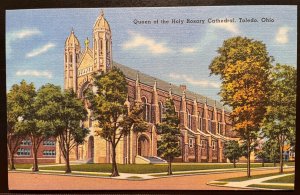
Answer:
88;136;94;162
138;135;150;157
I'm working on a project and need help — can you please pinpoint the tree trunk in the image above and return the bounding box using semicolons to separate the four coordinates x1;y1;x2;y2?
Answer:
111;145;119;177
233;158;236;168
7;145;16;170
168;157;172;175
280;143;284;174
247;139;251;178
65;151;71;173
32;148;39;172
9;153;15;170
262;159;264;167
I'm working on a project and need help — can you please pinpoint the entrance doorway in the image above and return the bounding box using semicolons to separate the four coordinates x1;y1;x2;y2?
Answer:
88;136;94;162
138;135;150;157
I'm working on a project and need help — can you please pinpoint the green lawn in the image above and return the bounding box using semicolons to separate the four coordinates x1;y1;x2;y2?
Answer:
14;164;33;169
248;184;294;190
40;163;281;174
284;161;295;166
263;174;294;183
219;171;294;182
12;163;55;170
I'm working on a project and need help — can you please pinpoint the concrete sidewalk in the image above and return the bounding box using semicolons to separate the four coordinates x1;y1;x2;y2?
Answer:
209;172;294;190
14;166;294;180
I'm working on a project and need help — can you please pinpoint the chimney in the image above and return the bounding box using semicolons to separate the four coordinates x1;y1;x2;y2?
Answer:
180;84;187;92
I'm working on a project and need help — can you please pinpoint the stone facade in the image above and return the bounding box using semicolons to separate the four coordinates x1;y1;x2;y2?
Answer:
57;11;237;164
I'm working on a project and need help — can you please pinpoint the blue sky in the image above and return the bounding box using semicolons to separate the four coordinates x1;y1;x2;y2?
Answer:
6;6;297;101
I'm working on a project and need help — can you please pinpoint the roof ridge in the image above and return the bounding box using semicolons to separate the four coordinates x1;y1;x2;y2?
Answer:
112;61;231;112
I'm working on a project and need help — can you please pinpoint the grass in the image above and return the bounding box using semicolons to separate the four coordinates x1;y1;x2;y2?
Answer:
284;161;295;166
219;171;294;182
263;174;294;183
39;163;282;174
12;163;55;170
14;164;33;169
248;184;294;190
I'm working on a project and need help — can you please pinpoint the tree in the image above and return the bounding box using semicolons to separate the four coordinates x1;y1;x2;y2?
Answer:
223;140;242;168
209;37;272;177
262;64;296;173
255;150;268;167
57;89;89;173
7;80;35;170
156;98;181;175
87;67;148;177
264;139;280;166
26;84;64;172
36;84;88;173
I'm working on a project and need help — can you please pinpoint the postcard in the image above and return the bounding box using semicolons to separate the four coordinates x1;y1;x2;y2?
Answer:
5;6;296;191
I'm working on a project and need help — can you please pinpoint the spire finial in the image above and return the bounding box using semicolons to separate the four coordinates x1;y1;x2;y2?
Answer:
136;71;140;82
100;9;104;17
85;37;90;48
71;27;74;34
168;83;172;98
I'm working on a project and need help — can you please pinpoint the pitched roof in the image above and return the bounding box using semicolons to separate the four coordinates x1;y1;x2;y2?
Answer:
113;61;231;112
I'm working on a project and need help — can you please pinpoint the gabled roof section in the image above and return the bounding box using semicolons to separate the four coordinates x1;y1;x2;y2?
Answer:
78;48;93;70
112;61;231;112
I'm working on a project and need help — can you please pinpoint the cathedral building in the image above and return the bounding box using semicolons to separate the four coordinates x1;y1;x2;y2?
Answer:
56;11;237;164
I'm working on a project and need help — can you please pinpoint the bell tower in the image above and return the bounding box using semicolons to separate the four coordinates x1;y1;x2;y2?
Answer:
64;29;81;91
93;10;112;73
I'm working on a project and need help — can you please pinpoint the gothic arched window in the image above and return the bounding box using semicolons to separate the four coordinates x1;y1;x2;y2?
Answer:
141;97;151;122
198;112;203;131
187;110;192;129
158;102;164;123
100;39;103;54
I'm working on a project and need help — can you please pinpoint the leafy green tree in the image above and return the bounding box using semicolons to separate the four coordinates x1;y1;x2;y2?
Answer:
87;67;148;177
209;37;272;177
19;84;64;172
56;89;89;173
255;150;268;167
156;98;181;175
264;139;280;166
262;64;296;173
7;80;35;170
224;140;242;168
35;84;88;173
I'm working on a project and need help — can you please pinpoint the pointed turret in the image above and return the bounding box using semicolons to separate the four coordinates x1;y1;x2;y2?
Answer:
135;72;142;103
93;9;112;73
64;29;81;91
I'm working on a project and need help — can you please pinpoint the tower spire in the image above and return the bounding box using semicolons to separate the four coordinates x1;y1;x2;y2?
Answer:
85;37;90;49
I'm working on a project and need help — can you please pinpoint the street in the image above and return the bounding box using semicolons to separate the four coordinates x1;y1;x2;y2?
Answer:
8;168;292;190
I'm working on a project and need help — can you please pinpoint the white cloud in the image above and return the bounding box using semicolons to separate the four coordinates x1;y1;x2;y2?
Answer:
6;28;42;58
275;26;290;44
16;70;52;78
169;73;220;88
211;22;240;34
26;43;56;58
181;47;197;54
11;29;42;39
122;32;171;54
